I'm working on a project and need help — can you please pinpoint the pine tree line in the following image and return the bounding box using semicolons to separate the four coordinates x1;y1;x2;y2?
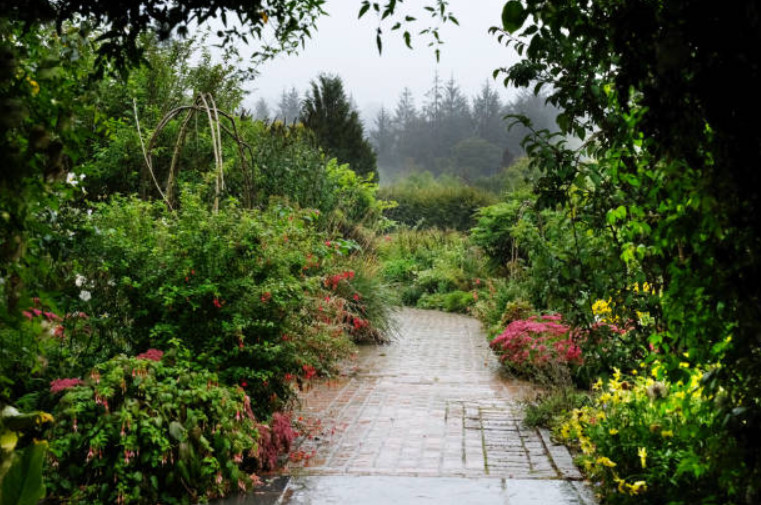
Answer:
371;74;561;182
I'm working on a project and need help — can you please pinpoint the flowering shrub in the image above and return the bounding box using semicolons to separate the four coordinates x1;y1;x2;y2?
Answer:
555;364;741;504
490;314;582;381
47;353;263;505
57;191;362;417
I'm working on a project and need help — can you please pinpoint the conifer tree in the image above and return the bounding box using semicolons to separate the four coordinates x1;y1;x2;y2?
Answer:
301;74;377;178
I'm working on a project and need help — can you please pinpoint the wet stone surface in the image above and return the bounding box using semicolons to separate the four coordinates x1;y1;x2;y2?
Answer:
216;309;594;505
280;308;591;504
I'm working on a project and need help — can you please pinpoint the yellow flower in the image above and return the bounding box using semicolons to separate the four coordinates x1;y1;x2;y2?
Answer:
593;378;604;391
628;480;647;495
638;447;647;469
608;428;619;435
26;77;40;95
661;430;674;438
592;299;611;316
596;456;617;468
260;11;269;23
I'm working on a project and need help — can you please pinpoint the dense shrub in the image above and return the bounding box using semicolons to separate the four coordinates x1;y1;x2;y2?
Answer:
49;190;367;417
555;364;742;504
47;352;262;504
376;229;491;315
379;173;496;231
489;314;582;383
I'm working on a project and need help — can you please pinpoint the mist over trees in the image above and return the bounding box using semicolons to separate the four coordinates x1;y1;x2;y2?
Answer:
368;75;562;183
251;73;560;186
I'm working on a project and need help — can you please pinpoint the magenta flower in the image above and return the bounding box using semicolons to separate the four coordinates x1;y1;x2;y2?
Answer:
50;378;84;393
135;349;164;362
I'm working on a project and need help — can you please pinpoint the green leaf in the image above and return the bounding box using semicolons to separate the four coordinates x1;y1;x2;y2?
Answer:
501;1;527;33
403;31;412;49
1;441;47;505
556;112;570;133
358;3;370;18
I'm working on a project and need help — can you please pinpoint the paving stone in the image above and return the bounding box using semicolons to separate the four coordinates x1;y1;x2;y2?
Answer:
284;307;592;498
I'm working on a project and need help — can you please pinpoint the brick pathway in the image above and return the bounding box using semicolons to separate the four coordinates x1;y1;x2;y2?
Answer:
288;308;583;482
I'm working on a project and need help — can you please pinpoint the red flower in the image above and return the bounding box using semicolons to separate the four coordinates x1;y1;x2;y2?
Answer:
325;241;331;247
213;298;223;308
353;294;360;301
302;364;317;380
261;292;272;303
22;311;33;321
241;381;248;387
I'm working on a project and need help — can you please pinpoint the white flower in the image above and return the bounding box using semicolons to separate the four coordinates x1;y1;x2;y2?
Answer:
75;274;86;287
79;290;92;302
66;173;79;186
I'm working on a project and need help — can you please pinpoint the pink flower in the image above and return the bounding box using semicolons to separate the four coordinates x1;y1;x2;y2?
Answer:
22;311;34;321
50;377;84;393
261;292;271;303
136;349;163;362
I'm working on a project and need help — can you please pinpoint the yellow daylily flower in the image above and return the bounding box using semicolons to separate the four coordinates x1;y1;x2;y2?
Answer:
638;447;647;469
596;456;617;468
628;480;647;495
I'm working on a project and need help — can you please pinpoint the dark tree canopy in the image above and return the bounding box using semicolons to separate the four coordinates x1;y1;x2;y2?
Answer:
0;0;326;75
301;74;378;179
494;0;761;499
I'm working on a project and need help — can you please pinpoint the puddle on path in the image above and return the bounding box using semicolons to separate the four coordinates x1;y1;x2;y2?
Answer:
280;476;595;505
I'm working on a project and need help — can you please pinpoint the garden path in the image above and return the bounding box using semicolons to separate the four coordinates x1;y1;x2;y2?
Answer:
236;308;595;504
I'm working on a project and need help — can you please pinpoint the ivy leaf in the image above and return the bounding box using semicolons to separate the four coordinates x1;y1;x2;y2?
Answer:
501;1;527;33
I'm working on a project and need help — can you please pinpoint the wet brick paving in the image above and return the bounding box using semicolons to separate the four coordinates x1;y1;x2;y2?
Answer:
288;308;584;482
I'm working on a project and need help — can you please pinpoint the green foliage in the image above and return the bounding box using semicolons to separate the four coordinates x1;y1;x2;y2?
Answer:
2;0;327;76
1;404;53;505
471;191;532;270
556;365;742;504
523;388;590;429
47;353;261;504
48;190;355;416
377;229;491;315
379;173;496;231
417;290;474;314
1;441;47;505
301;74;378;179
492;2;761;499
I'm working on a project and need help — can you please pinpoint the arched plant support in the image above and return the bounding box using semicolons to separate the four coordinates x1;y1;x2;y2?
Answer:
133;93;256;212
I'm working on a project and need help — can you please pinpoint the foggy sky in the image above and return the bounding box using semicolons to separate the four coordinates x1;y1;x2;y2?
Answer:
238;0;520;123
